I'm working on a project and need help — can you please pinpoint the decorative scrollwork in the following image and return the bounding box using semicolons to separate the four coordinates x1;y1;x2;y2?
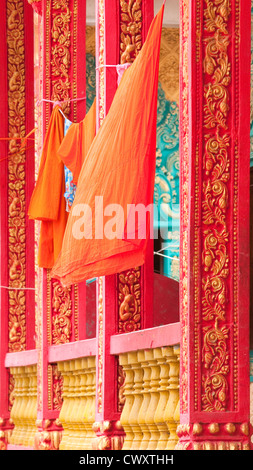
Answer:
118;268;141;332
120;0;142;64
52;281;72;344
201;0;231;411
51;0;71;114
7;0;26;352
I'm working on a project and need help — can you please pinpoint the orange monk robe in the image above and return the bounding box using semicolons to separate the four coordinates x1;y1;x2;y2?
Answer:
57;98;96;185
28;105;67;268
51;6;164;286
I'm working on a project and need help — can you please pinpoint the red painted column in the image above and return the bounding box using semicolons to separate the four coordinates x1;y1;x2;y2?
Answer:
93;0;154;450
34;0;88;449
0;0;35;449
0;1;12;450
93;0;123;450
177;0;251;450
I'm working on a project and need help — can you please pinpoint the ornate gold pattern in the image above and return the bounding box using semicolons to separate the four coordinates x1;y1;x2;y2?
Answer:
176;422;250;450
0;418;13;450
180;0;189;414
35;419;62;450
51;0;71;115
98;0;105;125
92;421;124;450
120;0;142;64
118;268;141;332
201;0;231;412
7;0;27;352
8;373;15;412
86;26;96;56
117;363;126;413
97;277;103;414
52;281;72;344
159;28;179;103
48;364;63;411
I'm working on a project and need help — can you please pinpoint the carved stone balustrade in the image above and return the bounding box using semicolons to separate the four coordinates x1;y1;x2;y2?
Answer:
8;365;37;448
119;345;180;450
57;356;96;450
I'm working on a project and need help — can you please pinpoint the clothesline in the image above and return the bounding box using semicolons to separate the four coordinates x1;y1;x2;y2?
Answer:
155;244;179;253
0;285;36;291
0;145;35;163
96;63;131;69
36;97;87;107
154;251;179;261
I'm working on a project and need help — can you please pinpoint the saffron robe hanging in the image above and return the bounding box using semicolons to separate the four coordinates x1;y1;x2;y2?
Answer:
51;5;164;286
58;98;96;186
28;105;67;268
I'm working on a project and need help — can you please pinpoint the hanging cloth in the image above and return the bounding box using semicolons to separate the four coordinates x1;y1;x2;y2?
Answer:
58;97;96;186
28;105;67;268
51;5;164;286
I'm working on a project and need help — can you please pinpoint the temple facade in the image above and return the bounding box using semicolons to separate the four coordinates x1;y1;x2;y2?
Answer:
0;0;252;451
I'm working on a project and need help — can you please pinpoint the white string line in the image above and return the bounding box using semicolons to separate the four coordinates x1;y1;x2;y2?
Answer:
155;244;179;253
36;97;86;107
154;252;179;260
0;286;36;291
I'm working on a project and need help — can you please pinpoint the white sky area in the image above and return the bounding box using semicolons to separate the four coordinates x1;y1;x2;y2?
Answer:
86;0;180;27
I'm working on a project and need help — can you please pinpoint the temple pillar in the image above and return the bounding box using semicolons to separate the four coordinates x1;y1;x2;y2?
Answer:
92;0;154;450
178;0;252;450
32;0;88;449
0;0;35;449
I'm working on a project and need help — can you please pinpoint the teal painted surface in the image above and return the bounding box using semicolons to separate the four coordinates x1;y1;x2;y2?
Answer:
86;53;96;112
154;83;180;280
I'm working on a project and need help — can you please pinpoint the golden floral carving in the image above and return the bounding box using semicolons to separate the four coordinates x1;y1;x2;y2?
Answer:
52;281;72;344
117;363;126;413
51;0;71;114
118;268;141;332
202;321;229;411
8;373;15;412
7;0;26;352
120;0;142;64
201;0;231;411
159;28;179;103
180;0;189;414
98;0;105;125
52;365;63;411
97;277;103;414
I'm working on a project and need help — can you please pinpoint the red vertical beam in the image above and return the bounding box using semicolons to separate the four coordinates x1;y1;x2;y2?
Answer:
93;0;155;450
94;0;123;449
24;1;35;351
34;0;88;449
0;1;11;449
0;0;35;448
178;0;251;450
71;0;87;341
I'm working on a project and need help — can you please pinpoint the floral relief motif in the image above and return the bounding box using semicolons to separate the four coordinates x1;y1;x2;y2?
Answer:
202;321;229;411
7;0;26;352
118;268;141;332
201;0;231;412
120;0;142;64
51;0;71;114
51;281;72;344
52;365;63;411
